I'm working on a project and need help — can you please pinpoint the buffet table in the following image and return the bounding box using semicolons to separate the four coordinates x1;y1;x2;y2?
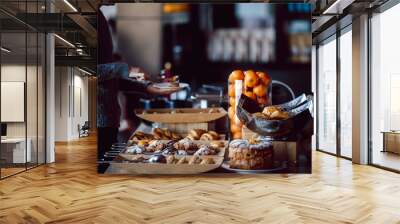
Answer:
382;131;400;154
104;122;306;174
100;70;313;175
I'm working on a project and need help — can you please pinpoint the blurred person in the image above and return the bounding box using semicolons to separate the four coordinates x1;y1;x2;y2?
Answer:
97;8;179;163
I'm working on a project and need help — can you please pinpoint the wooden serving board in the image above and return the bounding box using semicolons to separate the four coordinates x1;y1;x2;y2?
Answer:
135;108;227;123
120;140;228;161
107;156;224;175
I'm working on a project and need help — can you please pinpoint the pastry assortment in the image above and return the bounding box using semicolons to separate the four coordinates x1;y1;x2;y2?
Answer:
126;140;166;154
228;139;274;170
125;138;224;157
119;69;301;174
253;106;290;120
228;69;272;139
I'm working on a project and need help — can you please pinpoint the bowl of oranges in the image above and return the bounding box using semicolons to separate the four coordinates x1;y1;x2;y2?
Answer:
228;69;272;139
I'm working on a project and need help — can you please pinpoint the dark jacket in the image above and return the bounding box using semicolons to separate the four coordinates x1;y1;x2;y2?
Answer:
97;62;150;128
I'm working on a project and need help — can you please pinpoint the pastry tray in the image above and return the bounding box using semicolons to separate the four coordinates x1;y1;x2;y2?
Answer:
106;156;224;175
120;140;228;160
221;161;287;174
135;107;227;123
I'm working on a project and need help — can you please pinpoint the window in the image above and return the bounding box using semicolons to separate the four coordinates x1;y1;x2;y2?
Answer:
317;36;337;154
370;3;400;171
0;1;47;179
339;28;352;158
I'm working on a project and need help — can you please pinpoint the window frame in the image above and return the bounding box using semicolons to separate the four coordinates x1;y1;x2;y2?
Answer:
315;23;353;160
367;0;400;173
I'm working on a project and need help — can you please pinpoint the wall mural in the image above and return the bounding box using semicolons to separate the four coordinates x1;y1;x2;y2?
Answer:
97;3;313;174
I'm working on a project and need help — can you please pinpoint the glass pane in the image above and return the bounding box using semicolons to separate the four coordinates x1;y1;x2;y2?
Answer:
38;32;45;165
371;4;400;171
317;37;337;154
1;31;27;177
27;31;38;169
339;29;352;158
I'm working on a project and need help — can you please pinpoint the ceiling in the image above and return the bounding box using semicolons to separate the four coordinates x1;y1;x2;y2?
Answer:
0;0;101;71
1;0;391;72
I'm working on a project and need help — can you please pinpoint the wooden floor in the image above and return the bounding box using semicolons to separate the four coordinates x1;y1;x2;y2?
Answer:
372;150;400;171
1;135;400;224
1;167;26;178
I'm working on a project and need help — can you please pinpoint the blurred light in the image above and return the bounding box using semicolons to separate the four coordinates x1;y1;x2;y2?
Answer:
163;4;189;14
1;47;11;53
54;34;75;48
78;67;92;76
322;0;354;15
63;0;78;12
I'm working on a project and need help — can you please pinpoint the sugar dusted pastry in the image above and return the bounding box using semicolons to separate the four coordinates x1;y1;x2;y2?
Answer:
176;150;188;156
126;145;144;154
173;139;197;151
147;140;166;152
194;145;218;156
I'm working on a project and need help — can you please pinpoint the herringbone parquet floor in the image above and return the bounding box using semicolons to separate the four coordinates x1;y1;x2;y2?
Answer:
1;135;400;224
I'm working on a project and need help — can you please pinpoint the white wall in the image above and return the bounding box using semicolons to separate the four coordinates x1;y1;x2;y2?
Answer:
54;67;89;141
1;65;40;137
55;66;69;141
1;64;46;164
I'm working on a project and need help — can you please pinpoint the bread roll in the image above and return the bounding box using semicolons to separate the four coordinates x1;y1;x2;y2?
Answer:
200;133;213;141
207;131;219;140
189;129;206;140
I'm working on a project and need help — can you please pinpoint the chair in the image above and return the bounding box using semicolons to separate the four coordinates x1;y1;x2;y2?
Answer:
79;121;90;138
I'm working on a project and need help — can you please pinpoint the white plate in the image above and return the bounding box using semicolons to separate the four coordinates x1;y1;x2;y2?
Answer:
153;82;184;90
221;161;287;174
106;157;224;175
